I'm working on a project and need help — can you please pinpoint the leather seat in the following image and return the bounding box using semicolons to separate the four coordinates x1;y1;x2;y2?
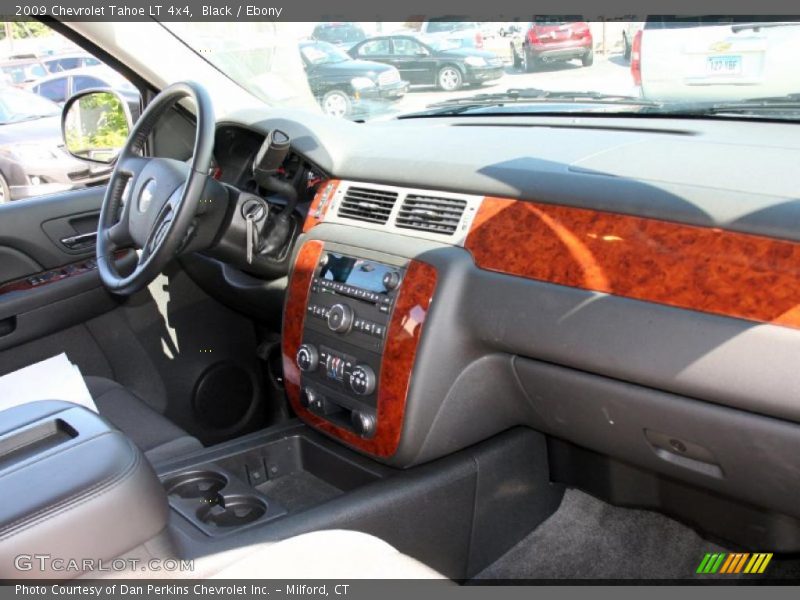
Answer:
85;376;202;462
208;530;447;579
87;530;447;579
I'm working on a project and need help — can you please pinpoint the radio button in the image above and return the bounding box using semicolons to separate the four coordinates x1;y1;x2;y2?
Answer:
351;411;376;437
373;324;385;338
300;387;315;408
327;303;354;333
382;271;402;291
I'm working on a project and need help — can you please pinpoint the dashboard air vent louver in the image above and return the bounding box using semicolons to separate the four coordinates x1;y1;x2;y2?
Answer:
337;186;398;225
395;194;467;235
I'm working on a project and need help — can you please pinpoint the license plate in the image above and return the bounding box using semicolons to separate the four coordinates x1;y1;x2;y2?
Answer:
706;55;742;76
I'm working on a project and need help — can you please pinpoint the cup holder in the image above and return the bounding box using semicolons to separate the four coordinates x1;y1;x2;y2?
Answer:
163;470;227;502
163;466;284;535
197;494;267;528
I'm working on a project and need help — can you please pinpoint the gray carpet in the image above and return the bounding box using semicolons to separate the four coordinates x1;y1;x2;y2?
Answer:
475;489;730;580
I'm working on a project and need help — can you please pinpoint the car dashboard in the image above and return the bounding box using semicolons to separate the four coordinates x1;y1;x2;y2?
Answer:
194;111;800;550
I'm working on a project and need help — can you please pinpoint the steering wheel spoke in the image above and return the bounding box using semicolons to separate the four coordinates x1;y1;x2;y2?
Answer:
143;205;174;257
107;220;133;249
117;154;149;181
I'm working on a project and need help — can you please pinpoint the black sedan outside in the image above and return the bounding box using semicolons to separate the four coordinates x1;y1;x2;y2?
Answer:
300;40;409;119
0;86;110;203
348;35;504;92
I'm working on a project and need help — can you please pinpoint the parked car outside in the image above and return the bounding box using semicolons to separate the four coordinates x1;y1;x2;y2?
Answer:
0;86;110;203
311;22;367;51
26;65;141;119
41;51;102;73
0;56;48;87
300;40;408;118
621;22;645;60
510;19;594;72
478;23;501;39
634;18;800;102
499;22;523;37
413;19;484;49
349;35;504;91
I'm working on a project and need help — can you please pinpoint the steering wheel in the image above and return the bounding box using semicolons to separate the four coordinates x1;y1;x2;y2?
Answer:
96;81;215;295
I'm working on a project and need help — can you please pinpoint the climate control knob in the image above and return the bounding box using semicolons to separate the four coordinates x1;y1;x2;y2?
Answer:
351;411;376;437
296;344;319;372
349;364;376;396
327;303;354;333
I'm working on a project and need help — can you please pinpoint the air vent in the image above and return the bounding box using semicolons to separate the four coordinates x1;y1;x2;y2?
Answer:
337;186;398;224
395;194;467;235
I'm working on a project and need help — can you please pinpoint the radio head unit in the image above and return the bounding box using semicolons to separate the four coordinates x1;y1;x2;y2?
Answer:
283;240;438;459
296;250;406;438
319;252;401;296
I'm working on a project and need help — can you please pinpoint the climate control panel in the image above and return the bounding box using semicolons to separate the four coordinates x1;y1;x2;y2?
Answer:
295;249;406;439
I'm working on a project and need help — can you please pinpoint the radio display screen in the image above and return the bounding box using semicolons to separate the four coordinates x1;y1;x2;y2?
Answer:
320;253;393;293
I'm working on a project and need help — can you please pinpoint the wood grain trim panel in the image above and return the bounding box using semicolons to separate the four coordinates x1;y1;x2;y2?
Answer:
0;251;129;298
282;240;324;425
465;197;800;329
302;179;340;233
282;240;437;457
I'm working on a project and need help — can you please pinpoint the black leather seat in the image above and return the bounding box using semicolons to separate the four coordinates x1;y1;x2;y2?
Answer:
85;376;202;462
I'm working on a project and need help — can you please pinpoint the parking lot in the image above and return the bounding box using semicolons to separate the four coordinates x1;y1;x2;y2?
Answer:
386;38;636;117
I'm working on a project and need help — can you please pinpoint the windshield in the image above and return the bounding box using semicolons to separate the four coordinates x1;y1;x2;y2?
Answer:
0;87;60;124
163;19;800;122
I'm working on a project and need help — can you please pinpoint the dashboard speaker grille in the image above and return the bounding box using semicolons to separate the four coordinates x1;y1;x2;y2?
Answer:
337;186;398;224
395;194;467;235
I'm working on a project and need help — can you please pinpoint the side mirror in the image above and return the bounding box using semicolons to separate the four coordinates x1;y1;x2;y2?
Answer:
61;90;132;164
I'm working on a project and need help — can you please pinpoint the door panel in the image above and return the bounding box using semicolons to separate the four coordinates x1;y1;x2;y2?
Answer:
391;38;434;84
0;186;104;269
0;185;125;351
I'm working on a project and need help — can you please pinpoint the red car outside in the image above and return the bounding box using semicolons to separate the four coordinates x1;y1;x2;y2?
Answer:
511;19;594;72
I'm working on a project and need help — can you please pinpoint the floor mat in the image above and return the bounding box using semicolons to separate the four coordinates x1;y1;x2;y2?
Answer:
475;488;733;580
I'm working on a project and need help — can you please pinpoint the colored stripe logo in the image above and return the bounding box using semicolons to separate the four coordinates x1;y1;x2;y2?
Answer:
696;553;773;574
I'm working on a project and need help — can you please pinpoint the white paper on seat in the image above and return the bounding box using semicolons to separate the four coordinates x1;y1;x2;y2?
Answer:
0;353;97;413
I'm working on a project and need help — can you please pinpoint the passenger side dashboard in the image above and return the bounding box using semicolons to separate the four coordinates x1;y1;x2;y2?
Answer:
208;113;800;551
284;172;800;550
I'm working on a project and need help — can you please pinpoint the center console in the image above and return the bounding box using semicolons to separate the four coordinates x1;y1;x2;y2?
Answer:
282;240;437;458
0;400;169;579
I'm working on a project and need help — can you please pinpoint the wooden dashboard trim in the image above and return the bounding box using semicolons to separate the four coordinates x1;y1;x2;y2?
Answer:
465;197;800;330
282;239;437;457
302;180;340;233
0;251;130;298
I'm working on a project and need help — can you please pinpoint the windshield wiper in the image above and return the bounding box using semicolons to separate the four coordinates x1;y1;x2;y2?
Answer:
398;88;661;118
661;94;800;117
731;21;800;33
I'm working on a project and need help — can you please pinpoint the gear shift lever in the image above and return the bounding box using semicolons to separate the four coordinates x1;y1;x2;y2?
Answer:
252;130;299;256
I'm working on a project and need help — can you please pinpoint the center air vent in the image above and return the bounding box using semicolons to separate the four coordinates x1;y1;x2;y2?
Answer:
337;186;398;224
395;194;467;235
